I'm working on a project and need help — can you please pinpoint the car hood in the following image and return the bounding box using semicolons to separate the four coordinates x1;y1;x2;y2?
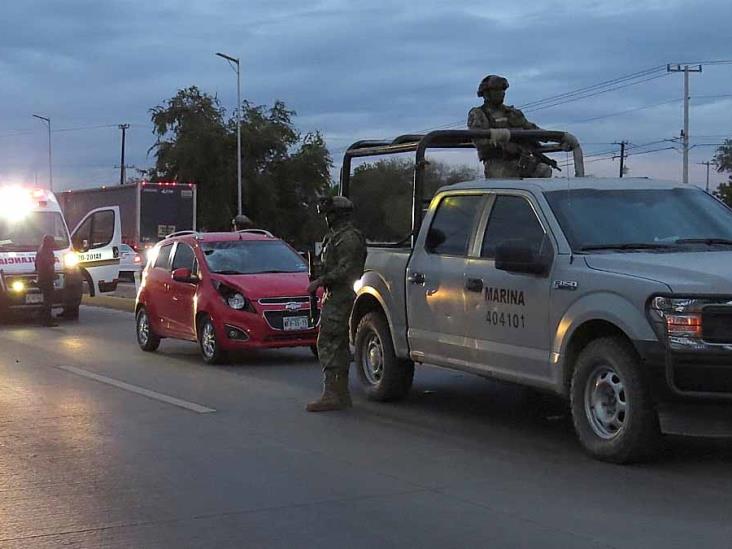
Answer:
211;272;311;299
584;251;732;294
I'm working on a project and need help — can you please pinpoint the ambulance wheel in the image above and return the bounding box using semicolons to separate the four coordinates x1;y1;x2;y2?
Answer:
136;307;160;352
62;305;80;320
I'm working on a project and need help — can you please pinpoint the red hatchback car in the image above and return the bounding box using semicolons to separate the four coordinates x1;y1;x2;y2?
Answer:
135;230;319;363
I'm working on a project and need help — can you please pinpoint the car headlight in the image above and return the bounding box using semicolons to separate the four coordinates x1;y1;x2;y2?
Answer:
649;296;704;350
63;251;80;269
227;293;247;310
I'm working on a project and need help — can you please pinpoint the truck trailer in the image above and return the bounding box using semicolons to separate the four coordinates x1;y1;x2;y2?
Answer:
58;181;197;251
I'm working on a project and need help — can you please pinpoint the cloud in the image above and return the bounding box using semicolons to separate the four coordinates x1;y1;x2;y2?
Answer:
0;0;730;190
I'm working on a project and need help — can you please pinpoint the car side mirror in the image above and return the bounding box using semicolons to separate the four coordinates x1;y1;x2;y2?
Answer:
495;237;552;276
172;268;198;283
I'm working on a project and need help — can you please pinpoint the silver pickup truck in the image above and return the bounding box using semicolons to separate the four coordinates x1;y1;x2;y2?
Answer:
344;130;732;463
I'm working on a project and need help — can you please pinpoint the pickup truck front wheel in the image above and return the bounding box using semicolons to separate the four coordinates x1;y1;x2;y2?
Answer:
355;312;414;401
570;337;660;464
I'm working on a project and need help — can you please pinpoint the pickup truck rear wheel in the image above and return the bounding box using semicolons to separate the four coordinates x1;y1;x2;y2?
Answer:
355;312;414;401
570;337;660;463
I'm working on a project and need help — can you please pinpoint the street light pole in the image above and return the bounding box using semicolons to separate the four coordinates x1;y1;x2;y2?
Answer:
32;114;53;192
216;52;243;216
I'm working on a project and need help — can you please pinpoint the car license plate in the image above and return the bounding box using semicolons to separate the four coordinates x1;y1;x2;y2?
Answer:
25;293;43;304
283;316;309;331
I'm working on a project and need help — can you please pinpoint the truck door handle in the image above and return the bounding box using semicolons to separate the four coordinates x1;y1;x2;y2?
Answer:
407;272;425;285
465;277;484;293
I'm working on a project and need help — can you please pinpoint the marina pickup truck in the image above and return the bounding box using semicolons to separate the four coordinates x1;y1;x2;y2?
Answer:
344;129;732;463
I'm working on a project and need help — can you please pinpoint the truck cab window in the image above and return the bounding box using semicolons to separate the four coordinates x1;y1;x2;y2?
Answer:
425;195;483;256
90;211;114;249
481;196;545;259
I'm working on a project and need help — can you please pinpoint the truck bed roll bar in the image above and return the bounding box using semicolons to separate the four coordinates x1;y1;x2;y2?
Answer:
339;129;584;241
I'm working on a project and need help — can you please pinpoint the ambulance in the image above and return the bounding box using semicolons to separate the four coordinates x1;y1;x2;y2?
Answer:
0;186;121;319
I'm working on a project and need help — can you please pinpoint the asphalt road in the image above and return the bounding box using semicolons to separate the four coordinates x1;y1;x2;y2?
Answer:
1;307;732;548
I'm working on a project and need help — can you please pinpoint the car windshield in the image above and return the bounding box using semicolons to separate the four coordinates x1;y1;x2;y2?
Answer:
0;212;70;251
544;187;732;252
201;240;308;275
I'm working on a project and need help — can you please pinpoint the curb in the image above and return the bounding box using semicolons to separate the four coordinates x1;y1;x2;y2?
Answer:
82;295;135;313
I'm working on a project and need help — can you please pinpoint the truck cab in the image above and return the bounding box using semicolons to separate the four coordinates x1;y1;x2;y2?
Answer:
344;130;732;463
0;186;121;317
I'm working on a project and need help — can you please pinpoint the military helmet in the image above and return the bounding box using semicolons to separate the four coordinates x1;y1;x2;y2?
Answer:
317;195;353;216
477;75;509;97
232;214;254;230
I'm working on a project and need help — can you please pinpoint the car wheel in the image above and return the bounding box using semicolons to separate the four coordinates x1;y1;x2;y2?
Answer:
136;307;160;352
570;337;661;464
355;311;414;401
198;315;227;365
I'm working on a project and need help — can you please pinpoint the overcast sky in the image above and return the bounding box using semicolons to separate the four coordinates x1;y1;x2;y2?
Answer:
1;0;731;192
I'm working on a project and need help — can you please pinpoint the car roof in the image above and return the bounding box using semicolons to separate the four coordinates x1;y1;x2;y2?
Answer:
444;177;692;194
164;231;279;246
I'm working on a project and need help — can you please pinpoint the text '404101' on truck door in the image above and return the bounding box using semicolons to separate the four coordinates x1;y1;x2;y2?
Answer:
344;129;732;464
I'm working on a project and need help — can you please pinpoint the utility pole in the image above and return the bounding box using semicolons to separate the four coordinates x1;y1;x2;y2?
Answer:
614;140;628;178
118;124;130;185
667;64;702;184
699;160;711;193
32;114;52;192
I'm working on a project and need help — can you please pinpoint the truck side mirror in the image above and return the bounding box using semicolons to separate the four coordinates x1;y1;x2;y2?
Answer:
495;237;552;276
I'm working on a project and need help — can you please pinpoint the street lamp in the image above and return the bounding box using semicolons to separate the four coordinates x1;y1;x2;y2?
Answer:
32;114;53;192
216;51;243;216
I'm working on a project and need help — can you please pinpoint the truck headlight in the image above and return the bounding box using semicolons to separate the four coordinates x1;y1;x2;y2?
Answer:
11;280;25;293
649;297;704;349
63;252;80;269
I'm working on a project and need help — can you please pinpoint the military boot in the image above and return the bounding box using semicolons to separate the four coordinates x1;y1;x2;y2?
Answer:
306;371;348;412
335;371;352;408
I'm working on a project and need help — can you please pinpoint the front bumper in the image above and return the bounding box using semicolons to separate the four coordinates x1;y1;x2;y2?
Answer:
636;340;732;436
213;305;318;351
0;270;82;311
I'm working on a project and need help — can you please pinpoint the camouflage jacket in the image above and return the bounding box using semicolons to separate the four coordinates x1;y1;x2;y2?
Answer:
320;221;367;292
468;104;540;160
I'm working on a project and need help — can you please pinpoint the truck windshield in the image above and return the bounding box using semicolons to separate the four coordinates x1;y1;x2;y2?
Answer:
0;212;70;251
201;240;308;275
544;187;732;252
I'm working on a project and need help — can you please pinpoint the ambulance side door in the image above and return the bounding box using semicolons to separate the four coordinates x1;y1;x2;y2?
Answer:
71;206;122;295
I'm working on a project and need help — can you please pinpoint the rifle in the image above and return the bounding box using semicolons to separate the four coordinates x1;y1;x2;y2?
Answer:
307;250;320;327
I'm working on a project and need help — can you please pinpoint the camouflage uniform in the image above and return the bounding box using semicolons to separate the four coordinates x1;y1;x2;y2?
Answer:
468;75;553;179
307;197;366;412
317;220;367;375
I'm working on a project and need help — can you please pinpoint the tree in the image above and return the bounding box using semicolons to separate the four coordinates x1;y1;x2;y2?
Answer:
349;158;478;242
712;139;732;206
148;87;332;245
713;139;732;174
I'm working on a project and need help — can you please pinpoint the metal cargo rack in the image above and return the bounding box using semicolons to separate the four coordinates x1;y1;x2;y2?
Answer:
339;129;584;244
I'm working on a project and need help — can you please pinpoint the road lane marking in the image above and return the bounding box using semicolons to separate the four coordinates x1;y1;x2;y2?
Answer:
56;365;216;414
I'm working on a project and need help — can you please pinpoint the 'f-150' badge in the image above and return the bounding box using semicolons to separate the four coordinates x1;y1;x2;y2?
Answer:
553;280;578;291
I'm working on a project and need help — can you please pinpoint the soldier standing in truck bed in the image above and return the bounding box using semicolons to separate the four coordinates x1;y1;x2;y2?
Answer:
468;74;555;179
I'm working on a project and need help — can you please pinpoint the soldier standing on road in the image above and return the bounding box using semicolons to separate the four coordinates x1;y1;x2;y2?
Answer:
306;196;367;412
35;234;57;327
468;74;556;179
